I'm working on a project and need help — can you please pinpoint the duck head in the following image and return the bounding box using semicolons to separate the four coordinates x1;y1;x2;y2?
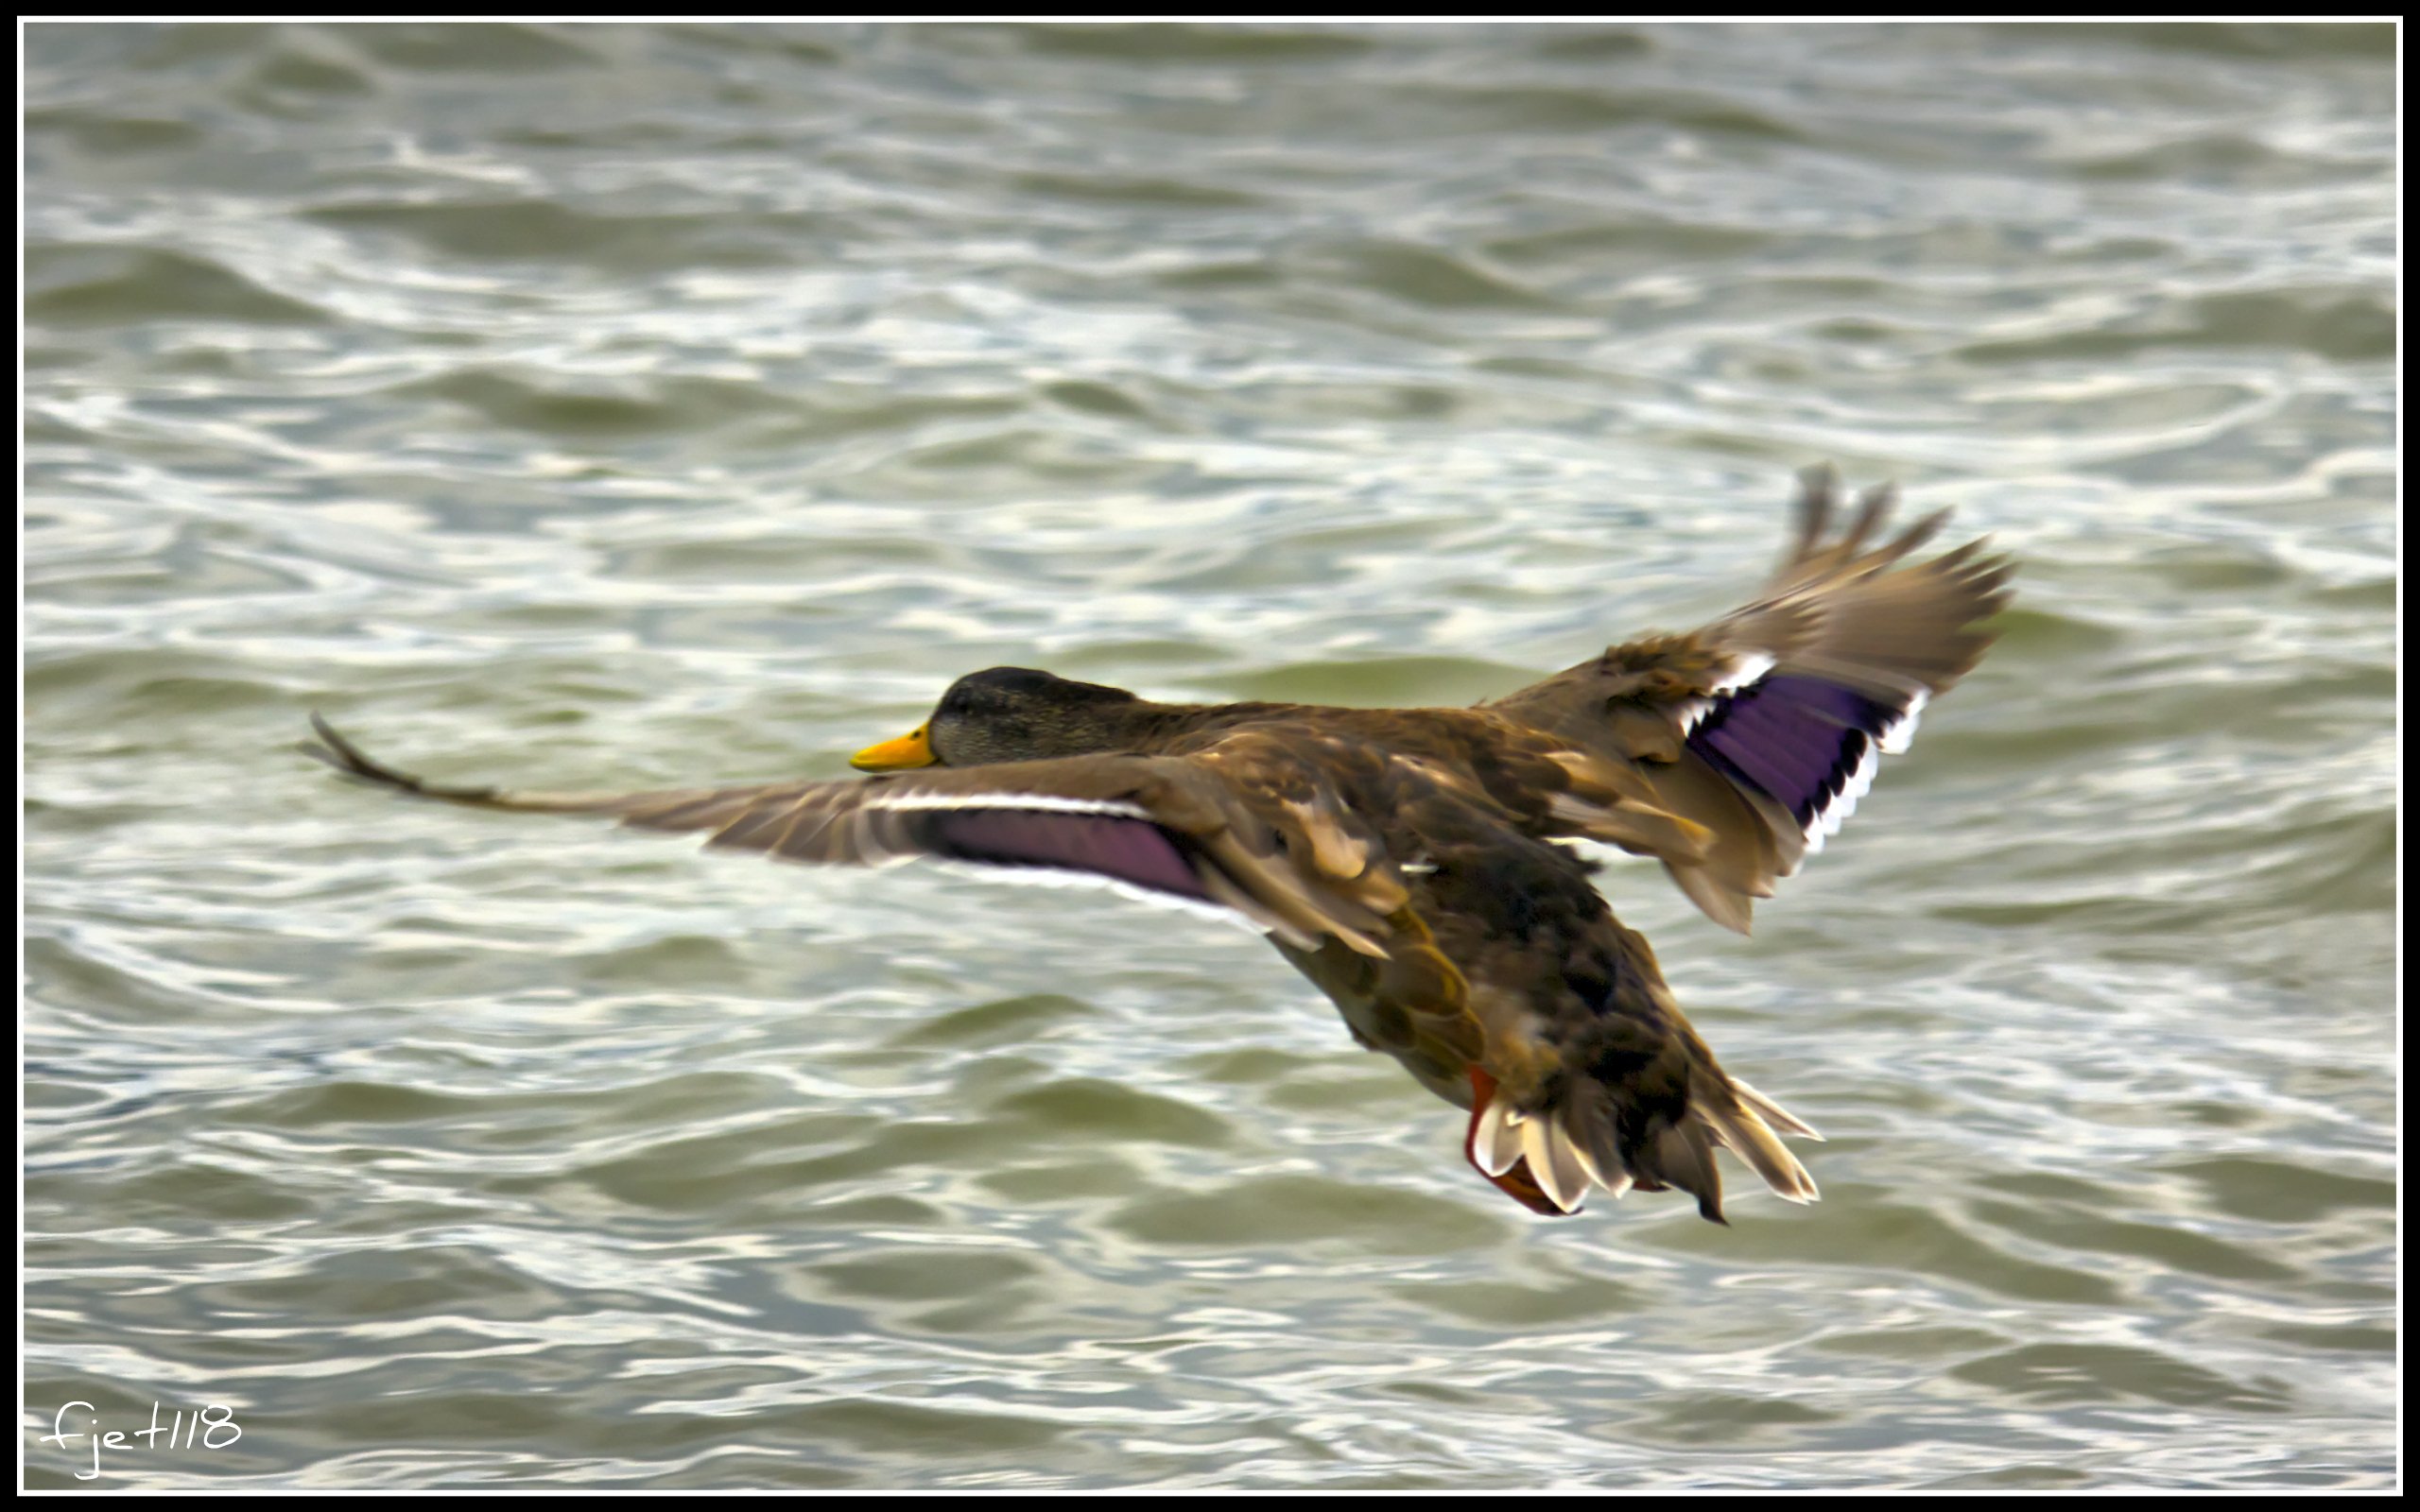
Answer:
851;667;1147;771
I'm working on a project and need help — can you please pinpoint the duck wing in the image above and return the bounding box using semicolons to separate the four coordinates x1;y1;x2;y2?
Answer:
1484;467;2014;933
301;714;1413;958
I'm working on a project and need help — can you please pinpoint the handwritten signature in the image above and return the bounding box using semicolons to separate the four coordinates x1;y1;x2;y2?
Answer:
40;1401;244;1481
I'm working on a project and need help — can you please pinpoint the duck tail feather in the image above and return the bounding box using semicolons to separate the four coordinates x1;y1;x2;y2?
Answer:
1634;1119;1728;1225
1695;1079;1822;1205
1559;1098;1635;1200
1508;1114;1574;1212
1724;1074;1824;1141
1471;1097;1525;1177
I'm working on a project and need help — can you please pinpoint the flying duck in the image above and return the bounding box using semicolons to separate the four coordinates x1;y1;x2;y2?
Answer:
303;468;2012;1222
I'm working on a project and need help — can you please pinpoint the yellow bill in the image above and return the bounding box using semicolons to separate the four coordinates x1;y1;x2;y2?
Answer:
850;724;937;772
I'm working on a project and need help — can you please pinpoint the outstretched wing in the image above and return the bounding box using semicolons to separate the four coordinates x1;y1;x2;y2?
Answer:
301;714;1410;956
1484;467;2014;932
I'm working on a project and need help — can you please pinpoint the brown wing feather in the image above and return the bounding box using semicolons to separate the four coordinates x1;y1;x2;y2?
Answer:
1483;467;2014;933
301;713;1407;956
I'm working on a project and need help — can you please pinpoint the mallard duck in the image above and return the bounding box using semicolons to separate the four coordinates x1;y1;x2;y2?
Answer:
303;469;2011;1223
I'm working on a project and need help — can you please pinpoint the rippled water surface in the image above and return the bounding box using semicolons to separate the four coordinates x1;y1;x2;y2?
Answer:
23;22;2397;1489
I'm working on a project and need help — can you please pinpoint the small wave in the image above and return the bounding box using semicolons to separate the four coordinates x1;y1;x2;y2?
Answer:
1956;284;2392;366
25;242;330;328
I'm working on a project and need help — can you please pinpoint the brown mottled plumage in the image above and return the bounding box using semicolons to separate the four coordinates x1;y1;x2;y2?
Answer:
302;468;2013;1223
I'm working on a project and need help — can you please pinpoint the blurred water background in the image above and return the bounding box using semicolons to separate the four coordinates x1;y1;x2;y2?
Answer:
22;22;2397;1490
